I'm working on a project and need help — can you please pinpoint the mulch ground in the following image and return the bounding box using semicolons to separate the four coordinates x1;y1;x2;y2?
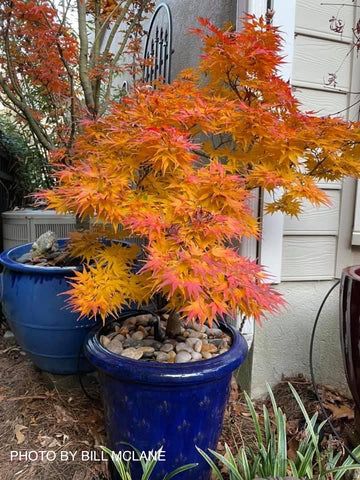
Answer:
0;321;357;480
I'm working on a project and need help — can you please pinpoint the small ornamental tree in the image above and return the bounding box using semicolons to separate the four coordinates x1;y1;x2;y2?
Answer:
44;17;360;335
0;0;154;160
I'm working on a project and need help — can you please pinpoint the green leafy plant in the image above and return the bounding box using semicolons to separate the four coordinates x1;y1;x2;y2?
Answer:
100;445;197;480
197;383;360;480
0;115;52;207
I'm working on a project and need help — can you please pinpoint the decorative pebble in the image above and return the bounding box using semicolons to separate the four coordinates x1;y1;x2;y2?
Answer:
160;343;174;353
132;331;145;341
123;317;137;327
107;339;124;355
175;351;192;363
208;328;223;337
143;339;163;349
139;347;155;358
201;343;218;354
191;323;206;333
115;334;125;342
186;338;198;347
138;325;148;336
139;346;155;354
202;352;213;360
156;352;169;362
136;314;154;324
100;335;111;348
175;343;193;354
123;339;142;348
187;329;206;339
121;348;143;360
167;351;176;363
191;352;203;361
101;317;231;363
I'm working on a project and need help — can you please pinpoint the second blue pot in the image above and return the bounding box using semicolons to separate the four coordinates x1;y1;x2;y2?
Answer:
0;241;99;374
85;311;248;480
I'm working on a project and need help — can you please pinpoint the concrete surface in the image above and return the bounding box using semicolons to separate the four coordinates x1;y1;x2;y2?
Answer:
251;280;348;398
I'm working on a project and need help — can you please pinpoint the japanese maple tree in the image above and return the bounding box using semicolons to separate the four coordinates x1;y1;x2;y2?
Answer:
44;16;360;334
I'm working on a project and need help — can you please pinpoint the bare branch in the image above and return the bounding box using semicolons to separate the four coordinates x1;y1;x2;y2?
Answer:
77;0;95;114
102;0;133;57
89;1;125;60
0;75;54;151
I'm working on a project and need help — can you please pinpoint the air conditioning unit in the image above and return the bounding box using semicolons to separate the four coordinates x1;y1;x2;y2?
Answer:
2;209;76;251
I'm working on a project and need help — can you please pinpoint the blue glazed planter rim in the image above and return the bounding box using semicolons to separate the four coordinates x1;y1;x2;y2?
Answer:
0;239;79;275
85;311;248;385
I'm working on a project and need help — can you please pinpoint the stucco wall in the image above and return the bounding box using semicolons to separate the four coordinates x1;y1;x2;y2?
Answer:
251;281;348;398
154;0;237;78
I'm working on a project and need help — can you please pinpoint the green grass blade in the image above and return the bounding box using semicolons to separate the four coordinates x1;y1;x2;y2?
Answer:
244;391;263;448
266;382;278;415
238;448;250;480
333;445;360;480
276;407;288;477
101;446;131;480
288;383;320;454
195;447;225;480
263;404;271;445
289;458;299;478
163;463;198;480
141;458;158;480
206;448;243;480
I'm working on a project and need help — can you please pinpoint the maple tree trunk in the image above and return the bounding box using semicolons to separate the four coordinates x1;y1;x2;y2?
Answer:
165;311;182;338
77;0;96;116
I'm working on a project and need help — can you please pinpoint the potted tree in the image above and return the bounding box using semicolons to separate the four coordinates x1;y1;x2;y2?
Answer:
0;0;154;375
43;16;360;480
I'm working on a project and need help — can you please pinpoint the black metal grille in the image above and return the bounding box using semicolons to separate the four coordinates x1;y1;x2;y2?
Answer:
143;3;173;85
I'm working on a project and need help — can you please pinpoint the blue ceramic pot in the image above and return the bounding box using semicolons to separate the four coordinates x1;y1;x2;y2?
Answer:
0;240;98;374
85;310;248;480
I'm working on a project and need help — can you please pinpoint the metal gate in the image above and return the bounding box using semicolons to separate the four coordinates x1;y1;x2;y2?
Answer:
143;3;173;84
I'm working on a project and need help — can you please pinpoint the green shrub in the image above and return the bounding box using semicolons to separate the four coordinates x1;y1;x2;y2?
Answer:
197;383;360;480
0;116;52;206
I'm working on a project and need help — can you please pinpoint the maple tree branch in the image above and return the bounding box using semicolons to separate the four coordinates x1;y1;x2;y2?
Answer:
308;156;328;176
102;0;134;58
226;70;243;102
92;0;102;114
103;5;145;108
136;165;152;188
77;0;96;115
2;16;22;99
40;10;78;150
0;75;54;151
0;91;23;117
89;2;122;61
191;149;211;159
